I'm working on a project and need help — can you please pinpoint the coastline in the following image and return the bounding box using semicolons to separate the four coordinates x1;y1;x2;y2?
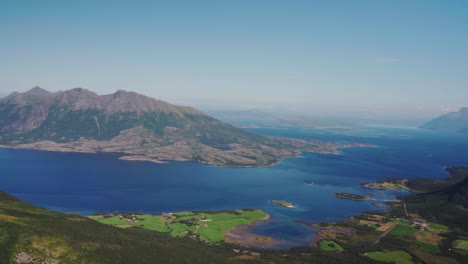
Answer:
225;212;280;249
0;140;373;168
296;220;356;246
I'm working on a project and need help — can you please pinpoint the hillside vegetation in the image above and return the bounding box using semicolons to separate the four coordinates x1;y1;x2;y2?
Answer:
0;192;240;263
0;192;380;264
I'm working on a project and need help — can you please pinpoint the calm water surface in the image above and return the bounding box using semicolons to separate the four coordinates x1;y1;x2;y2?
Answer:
1;127;467;248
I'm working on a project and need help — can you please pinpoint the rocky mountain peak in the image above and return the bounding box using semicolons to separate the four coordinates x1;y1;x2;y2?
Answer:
62;88;98;98
114;90;128;97
67;87;96;94
25;86;50;94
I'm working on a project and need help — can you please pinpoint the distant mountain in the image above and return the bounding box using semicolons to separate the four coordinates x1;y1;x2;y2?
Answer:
0;87;350;167
420;107;468;133
26;86;51;94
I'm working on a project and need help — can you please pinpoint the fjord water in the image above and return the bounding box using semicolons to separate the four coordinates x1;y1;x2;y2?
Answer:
1;127;467;248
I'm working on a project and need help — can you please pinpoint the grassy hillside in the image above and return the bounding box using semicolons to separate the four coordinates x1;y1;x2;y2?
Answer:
0;192;240;264
0;192;379;264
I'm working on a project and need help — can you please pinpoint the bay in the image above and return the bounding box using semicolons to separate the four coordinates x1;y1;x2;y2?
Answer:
1;127;467;248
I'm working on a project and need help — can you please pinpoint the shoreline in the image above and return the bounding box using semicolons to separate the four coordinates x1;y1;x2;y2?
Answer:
89;208;275;248
0;141;373;168
295;220;356;246
0;144;307;168
225;212;281;249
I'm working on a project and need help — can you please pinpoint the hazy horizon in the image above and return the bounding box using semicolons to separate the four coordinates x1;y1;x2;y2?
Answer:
0;85;456;125
2;1;468;121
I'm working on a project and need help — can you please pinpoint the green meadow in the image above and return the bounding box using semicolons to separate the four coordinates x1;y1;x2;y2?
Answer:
364;251;413;264
318;240;343;252
388;220;418;236
428;222;450;232
417;242;441;254
453;239;468;250
90;209;267;243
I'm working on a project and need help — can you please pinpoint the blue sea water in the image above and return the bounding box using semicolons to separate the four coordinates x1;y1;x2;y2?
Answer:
0;127;467;248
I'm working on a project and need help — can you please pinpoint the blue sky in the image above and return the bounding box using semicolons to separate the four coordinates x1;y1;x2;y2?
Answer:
1;1;467;119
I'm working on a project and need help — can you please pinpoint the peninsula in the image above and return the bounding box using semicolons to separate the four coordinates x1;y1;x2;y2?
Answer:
333;193;372;201
361;178;410;191
0;87;366;167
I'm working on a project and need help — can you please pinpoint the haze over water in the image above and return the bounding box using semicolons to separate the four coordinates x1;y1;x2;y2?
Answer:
1;127;467;248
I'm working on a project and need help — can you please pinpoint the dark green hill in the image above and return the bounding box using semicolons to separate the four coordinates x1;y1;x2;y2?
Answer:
403;168;468;232
407;167;468;192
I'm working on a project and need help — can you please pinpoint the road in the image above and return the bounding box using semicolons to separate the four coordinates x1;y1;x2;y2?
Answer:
373;221;398;245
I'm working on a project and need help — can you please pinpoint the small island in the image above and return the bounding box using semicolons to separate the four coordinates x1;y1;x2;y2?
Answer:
333;193;372;201
361;178;410;191
271;200;295;208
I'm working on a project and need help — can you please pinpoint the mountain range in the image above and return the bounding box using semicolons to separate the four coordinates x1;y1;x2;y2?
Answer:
0;87;353;167
421;107;468;134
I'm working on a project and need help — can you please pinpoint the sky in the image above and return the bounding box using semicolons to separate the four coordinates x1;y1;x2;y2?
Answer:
1;0;468;121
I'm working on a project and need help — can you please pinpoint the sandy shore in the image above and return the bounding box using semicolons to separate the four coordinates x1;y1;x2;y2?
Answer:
224;213;283;249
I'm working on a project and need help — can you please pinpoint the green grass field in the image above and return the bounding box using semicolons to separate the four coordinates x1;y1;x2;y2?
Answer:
417;242;441;254
318;240;343;252
428;222;450;232
364;250;413;264
90;210;267;243
388;221;418;236
453;239;468;251
453;249;468;256
89;214;171;232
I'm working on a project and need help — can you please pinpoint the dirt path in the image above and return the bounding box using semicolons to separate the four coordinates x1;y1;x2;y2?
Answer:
373;221;398;245
403;201;409;217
